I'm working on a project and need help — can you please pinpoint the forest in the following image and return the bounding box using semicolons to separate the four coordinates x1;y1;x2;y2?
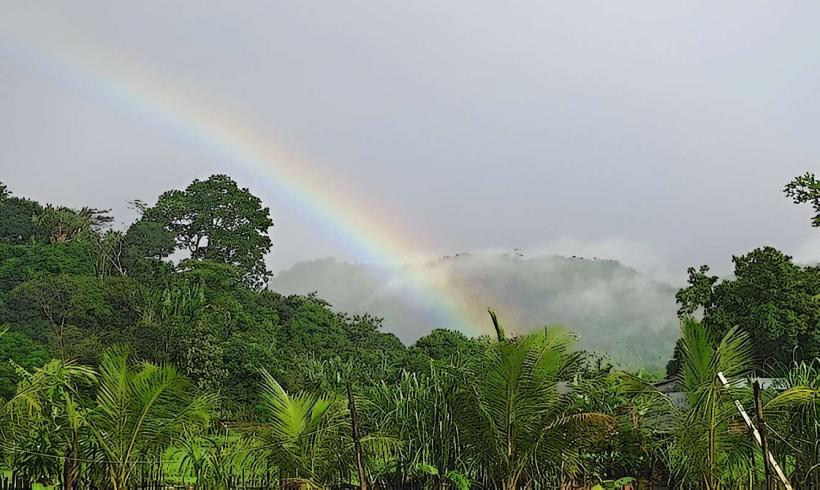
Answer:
0;172;818;489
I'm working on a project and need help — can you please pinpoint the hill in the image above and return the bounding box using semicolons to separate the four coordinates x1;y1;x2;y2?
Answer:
271;253;680;369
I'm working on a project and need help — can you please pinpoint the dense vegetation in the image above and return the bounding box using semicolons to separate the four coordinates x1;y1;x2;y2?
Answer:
0;173;818;489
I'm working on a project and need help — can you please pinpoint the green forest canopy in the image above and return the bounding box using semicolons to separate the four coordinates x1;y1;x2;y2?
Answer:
0;172;818;489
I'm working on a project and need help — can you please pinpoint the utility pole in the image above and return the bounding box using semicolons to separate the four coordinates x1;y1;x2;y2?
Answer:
754;380;772;489
717;372;792;490
347;381;368;490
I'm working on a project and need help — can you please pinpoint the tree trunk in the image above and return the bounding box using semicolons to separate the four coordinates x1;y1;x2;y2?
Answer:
503;475;519;490
347;381;368;490
63;438;79;490
754;381;773;490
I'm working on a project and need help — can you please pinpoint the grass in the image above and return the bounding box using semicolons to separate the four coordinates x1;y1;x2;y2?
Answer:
1;470;54;490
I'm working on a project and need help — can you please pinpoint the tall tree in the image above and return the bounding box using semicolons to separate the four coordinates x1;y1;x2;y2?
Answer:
0;331;49;399
33;206;111;244
0;182;46;244
671;247;820;373
784;172;820;227
10;274;117;362
143;175;273;288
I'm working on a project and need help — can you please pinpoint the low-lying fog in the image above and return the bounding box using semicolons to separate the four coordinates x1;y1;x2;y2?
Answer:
271;253;679;369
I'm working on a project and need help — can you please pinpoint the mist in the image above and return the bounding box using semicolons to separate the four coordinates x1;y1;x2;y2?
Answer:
271;252;680;369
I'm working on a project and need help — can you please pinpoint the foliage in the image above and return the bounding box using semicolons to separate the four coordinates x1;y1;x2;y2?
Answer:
142;174;273;289
0;331;49;399
365;368;466;488
257;369;347;487
176;431;260;490
2;358;96;486
407;328;482;369
32;205;111;244
784;171;820;227
668;319;755;487
0;184;46;244
453;325;612;489
0;172;817;488
87;345;217;490
764;359;820;487
571;367;661;485
590;476;636;490
671;247;820;374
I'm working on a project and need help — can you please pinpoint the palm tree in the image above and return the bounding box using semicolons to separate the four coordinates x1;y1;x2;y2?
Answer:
86;345;217;490
671;319;756;488
257;368;347;489
177;429;260;489
453;323;611;489
763;359;820;487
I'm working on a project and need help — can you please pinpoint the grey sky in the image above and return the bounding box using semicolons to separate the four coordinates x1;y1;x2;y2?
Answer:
1;1;818;279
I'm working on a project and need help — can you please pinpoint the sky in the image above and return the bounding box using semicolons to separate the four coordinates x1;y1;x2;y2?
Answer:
1;1;818;281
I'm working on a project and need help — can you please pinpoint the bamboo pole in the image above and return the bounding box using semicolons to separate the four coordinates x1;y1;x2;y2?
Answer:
716;372;792;490
754;380;772;489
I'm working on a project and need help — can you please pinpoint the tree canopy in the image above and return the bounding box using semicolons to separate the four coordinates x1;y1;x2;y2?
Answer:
142;174;274;288
784;171;820;227
0;185;45;244
670;247;820;374
0;171;817;488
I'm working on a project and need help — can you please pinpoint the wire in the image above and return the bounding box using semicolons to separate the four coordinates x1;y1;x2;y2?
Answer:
763;423;802;454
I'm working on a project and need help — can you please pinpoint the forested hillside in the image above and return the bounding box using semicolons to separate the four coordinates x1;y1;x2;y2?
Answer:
0;172;818;489
0;176;426;415
272;254;679;369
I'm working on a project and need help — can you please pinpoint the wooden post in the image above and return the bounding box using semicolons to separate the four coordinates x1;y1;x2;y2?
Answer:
346;381;367;490
754;380;772;489
716;372;792;490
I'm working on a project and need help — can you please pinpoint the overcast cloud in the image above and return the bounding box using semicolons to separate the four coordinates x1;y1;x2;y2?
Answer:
1;1;818;278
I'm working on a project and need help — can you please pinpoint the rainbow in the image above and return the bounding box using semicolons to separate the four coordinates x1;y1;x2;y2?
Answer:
1;21;487;336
